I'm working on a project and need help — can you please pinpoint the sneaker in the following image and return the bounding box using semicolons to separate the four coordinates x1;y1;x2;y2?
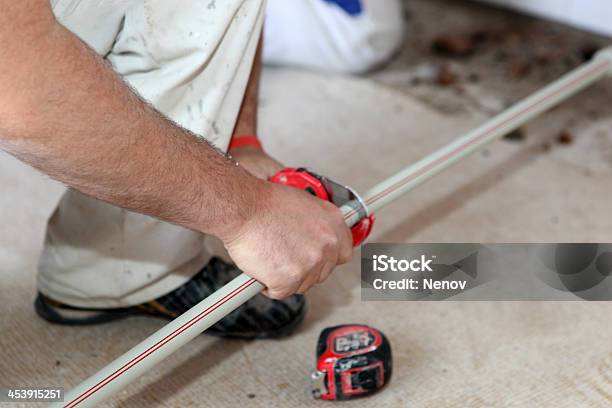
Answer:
35;258;306;339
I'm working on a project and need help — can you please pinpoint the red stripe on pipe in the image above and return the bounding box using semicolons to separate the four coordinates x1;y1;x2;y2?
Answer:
343;60;609;221
65;277;258;408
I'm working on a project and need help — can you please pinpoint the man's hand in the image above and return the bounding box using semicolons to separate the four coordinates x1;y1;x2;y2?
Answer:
230;146;284;180
227;148;354;298
222;181;354;299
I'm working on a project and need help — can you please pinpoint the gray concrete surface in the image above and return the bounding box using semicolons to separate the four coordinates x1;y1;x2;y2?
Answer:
1;1;611;407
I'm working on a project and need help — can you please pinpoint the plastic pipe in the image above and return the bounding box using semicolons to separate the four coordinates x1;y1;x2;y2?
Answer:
55;48;612;408
343;47;612;225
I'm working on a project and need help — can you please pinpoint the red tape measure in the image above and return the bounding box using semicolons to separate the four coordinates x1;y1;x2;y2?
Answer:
269;168;374;246
311;325;392;401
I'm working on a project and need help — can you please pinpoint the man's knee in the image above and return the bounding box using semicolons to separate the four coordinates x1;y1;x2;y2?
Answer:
333;0;405;74
264;0;405;73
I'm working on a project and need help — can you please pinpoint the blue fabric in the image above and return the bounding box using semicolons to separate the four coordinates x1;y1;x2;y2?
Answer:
322;0;363;16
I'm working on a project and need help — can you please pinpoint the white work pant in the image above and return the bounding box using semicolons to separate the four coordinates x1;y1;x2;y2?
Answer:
38;0;265;308
263;0;404;73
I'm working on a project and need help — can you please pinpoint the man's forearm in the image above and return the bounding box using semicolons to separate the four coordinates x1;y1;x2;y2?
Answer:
0;2;264;240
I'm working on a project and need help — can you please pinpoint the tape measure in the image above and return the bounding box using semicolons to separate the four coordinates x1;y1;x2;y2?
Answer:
311;325;392;401
269;168;374;246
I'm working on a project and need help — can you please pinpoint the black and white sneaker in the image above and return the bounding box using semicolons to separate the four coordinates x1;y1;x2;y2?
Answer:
35;258;306;339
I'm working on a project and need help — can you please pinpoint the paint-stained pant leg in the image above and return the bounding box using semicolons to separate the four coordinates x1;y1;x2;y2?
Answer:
38;0;265;308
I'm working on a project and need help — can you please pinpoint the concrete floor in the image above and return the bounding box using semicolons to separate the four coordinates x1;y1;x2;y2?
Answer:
1;1;612;407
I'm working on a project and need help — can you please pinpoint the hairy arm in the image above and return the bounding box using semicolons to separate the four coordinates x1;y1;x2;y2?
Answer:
0;1;261;240
0;1;353;298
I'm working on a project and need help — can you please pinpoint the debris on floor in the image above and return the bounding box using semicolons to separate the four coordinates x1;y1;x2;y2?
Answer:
509;61;532;79
503;128;526;142
436;63;456;86
557;130;574;145
370;0;611;124
432;33;478;57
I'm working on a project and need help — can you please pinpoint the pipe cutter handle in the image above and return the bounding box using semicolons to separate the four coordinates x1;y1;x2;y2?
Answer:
269;168;374;246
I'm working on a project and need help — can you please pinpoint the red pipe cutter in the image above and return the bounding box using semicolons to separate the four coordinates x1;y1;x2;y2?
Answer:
269;167;375;246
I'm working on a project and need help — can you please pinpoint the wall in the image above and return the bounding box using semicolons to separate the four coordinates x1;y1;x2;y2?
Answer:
480;0;612;37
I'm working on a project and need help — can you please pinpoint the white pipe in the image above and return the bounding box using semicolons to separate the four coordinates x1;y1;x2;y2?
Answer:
55;48;612;408
56;275;264;407
343;48;612;224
